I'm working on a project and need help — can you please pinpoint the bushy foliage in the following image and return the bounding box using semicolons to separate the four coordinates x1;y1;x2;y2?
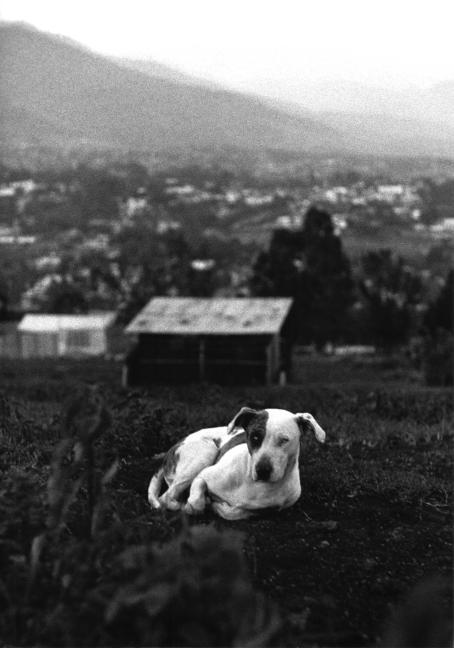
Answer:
0;368;452;647
103;525;279;647
358;250;424;350
424;269;453;335
422;329;454;386
0;387;280;647
422;269;453;386
250;206;353;346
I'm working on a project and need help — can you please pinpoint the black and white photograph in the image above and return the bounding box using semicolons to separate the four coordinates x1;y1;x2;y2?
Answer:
0;1;452;646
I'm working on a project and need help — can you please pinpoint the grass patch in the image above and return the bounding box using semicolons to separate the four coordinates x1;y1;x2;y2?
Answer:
0;359;452;646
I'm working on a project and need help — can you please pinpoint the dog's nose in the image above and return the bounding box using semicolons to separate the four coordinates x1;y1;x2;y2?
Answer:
255;459;272;481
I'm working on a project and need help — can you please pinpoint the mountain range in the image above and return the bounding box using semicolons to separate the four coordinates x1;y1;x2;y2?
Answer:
1;22;454;157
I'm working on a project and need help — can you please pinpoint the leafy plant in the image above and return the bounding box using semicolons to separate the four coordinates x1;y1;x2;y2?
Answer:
0;387;281;647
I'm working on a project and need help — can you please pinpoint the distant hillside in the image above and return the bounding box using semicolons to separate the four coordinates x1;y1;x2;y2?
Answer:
265;88;454;157
0;22;344;153
316;112;454;157
2;22;453;158
111;56;220;90
256;78;454;127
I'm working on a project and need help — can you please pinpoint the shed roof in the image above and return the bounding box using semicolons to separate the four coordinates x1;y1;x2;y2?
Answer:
18;312;116;333
125;297;293;335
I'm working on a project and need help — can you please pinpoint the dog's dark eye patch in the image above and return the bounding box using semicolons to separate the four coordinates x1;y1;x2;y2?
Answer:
249;431;263;447
246;411;268;452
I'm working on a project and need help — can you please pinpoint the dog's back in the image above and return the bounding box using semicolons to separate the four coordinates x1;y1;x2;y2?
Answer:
148;426;245;509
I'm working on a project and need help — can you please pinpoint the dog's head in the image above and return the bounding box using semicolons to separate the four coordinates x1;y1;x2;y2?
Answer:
227;407;325;483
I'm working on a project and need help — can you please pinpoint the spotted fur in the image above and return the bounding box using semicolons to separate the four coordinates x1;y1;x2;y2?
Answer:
148;407;326;519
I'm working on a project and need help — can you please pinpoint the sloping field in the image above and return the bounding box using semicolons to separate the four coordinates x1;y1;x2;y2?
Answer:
0;359;452;646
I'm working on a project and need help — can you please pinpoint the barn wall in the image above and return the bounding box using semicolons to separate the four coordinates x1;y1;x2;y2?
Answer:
126;333;276;385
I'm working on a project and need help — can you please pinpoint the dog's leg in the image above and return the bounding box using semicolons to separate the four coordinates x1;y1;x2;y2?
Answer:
159;479;192;510
211;500;250;520
185;473;208;514
148;468;165;508
160;439;220;511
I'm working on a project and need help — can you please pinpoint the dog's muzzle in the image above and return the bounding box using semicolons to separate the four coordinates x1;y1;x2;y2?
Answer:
254;457;273;482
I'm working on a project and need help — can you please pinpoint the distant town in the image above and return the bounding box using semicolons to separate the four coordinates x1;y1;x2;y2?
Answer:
0;147;452;364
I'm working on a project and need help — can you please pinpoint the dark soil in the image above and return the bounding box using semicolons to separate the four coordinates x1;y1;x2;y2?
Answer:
144;440;452;646
0;358;452;647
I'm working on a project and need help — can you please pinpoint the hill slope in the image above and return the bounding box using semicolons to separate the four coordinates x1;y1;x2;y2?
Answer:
0;23;344;153
315;111;454;157
263;88;454;157
111;56;220;89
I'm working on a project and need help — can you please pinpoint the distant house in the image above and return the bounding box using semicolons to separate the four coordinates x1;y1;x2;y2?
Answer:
17;313;116;358
124;297;293;386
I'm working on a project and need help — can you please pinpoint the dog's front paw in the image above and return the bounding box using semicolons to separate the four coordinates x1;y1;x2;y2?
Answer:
185;497;206;515
159;493;182;511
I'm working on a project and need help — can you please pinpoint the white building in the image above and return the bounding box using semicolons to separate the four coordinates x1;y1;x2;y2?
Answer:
376;185;405;202
17;313;116;358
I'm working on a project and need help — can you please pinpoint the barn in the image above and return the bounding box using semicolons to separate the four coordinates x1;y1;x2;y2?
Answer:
123;297;293;386
17;312;116;358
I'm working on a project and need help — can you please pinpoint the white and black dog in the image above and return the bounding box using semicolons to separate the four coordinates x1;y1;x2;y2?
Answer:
148;407;326;520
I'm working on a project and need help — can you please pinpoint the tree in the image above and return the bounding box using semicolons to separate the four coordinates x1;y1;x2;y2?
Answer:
424;269;453;334
418;178;454;225
0;246;34;310
421;269;453;385
358;250;424;350
74;168;124;223
0;275;8;319
188;262;217;297
251;206;354;346
251;228;301;298
112;226;194;324
42;280;88;314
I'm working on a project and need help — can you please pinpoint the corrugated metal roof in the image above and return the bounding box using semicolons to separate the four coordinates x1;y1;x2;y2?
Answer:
125;298;293;335
18;312;116;333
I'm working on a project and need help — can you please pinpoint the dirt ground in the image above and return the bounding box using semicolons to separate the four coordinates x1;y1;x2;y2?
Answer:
1;358;452;646
137;439;452;646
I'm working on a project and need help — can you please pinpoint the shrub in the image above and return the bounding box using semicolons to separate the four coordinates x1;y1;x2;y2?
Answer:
423;330;454;386
103;524;280;647
0;387;280;647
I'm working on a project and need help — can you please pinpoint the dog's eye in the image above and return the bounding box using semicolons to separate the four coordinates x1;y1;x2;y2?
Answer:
250;433;261;446
278;436;290;446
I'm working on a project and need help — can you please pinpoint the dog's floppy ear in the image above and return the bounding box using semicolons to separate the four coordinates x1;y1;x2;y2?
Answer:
295;413;326;443
227;407;259;435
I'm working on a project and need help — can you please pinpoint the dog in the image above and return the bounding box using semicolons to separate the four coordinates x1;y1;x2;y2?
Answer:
148;407;326;520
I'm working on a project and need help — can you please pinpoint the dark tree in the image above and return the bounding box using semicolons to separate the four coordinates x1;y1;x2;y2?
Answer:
418;178;454;225
424;269;453;334
112;226;194;323
187;255;218;297
359;249;424;350
0;276;8;320
75;168;124;223
0;247;34;310
42;280;88;314
251;228;301;298
422;269;453;386
251;206;354;346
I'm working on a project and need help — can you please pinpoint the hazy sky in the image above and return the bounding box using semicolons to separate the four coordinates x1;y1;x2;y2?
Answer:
2;0;454;92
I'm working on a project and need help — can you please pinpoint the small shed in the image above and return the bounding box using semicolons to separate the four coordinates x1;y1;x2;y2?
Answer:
124;297;293;386
17;312;116;358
